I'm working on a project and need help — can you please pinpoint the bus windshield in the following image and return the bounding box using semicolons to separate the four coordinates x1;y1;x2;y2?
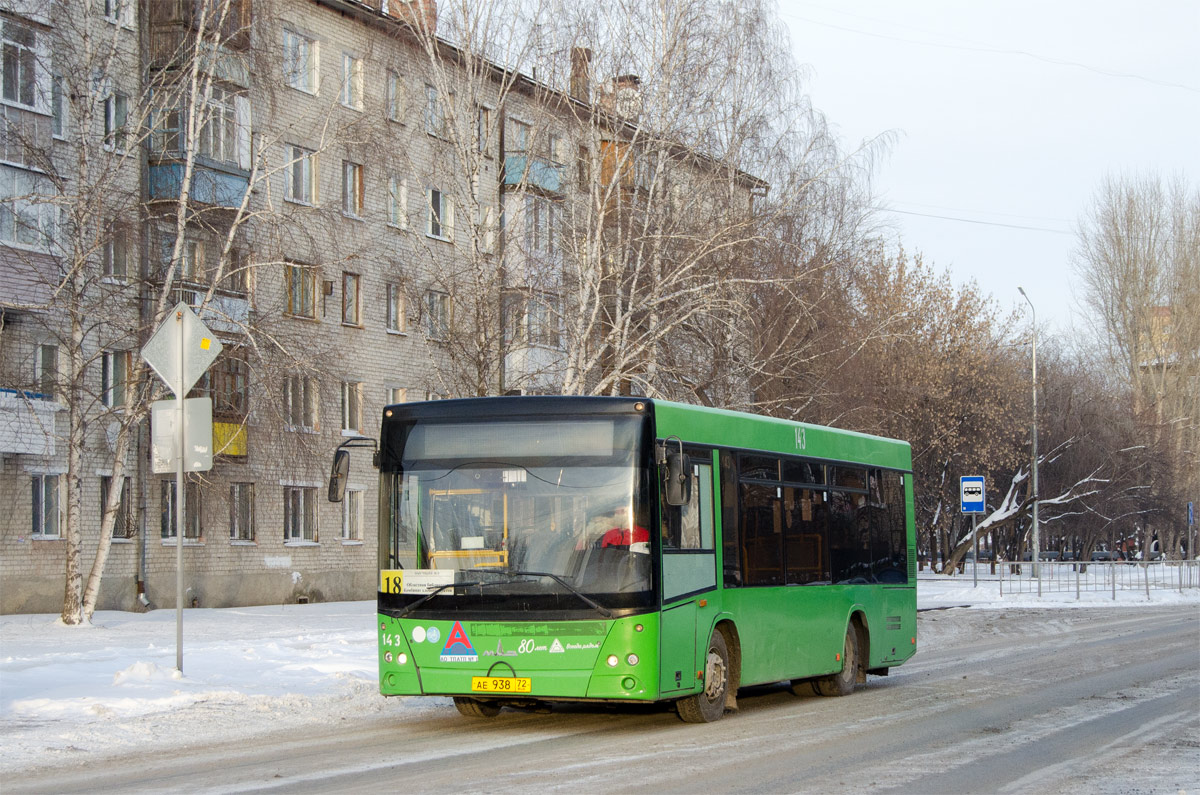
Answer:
379;415;654;615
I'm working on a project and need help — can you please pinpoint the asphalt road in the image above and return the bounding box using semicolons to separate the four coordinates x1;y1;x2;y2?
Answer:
11;606;1199;794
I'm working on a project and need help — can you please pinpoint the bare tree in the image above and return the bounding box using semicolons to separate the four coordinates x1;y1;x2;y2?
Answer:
1075;173;1200;557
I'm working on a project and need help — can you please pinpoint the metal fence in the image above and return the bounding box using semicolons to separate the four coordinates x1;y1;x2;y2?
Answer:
994;560;1200;598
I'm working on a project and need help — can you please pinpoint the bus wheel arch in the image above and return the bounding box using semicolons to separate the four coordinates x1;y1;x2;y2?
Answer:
676;622;739;723
812;614;866;697
714;619;741;712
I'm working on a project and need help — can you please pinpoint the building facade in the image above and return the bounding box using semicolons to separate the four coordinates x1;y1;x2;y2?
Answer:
1;0;760;614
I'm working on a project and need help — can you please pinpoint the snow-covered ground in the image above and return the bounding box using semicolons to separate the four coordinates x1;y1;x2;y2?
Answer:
1;570;1197;776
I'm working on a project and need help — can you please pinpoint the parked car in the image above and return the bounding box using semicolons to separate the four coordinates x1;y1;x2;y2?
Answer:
1090;550;1120;561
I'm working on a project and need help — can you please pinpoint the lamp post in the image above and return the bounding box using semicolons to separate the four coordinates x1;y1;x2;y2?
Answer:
1018;287;1040;593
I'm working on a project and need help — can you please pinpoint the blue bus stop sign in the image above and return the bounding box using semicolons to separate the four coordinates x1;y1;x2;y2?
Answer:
961;476;985;514
1189;501;1194;526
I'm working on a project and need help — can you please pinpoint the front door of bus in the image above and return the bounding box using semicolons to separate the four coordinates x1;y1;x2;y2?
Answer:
659;460;716;696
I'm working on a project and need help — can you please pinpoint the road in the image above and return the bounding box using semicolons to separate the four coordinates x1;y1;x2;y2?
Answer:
11;606;1199;794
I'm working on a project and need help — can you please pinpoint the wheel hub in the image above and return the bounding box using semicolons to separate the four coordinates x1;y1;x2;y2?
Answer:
704;649;726;700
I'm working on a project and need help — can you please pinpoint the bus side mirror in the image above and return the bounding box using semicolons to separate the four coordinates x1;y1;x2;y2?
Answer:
328;449;350;503
664;452;691;507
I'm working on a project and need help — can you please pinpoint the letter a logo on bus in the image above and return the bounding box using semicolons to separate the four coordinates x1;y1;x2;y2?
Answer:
440;621;478;662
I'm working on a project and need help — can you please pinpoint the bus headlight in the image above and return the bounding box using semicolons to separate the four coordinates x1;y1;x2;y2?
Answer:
607;654;619;667
398;653;408;665
626;654;639;666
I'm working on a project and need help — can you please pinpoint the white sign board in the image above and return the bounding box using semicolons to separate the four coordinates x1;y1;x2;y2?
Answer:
151;398;214;473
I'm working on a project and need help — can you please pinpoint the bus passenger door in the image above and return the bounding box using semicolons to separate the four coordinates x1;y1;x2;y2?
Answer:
660;460;716;696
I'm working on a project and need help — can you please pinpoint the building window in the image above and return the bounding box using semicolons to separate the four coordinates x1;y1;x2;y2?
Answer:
386;70;403;121
425;290;451;339
388;175;407;228
36;344;57;400
284;145;317;204
102;350;130;408
340;53;363;110
524;195;558;256
51;73;64;136
100;476;135;539
426;188;453;241
2;21;38;108
31;475;59;538
476;203;496;254
385;386;407;404
211;347;249;419
102;227;129;281
181;238;207;284
284;486;318;542
160;480;202;541
285;262;317;318
103;0;135;26
528;294;560;348
197;85;241;167
386;283;406;333
506;293;560;348
343;489;363;541
0;165;57;250
341;380;363;433
548;132;564;164
283;374;319;431
510;119;530;153
283;28;318;94
341;161;363;217
476;105;491;155
423;84;449;136
230;482;255;541
341;272;361;326
104;92;129;151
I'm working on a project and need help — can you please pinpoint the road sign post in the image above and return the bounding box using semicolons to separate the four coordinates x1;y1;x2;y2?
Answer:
961;476;985;587
142;302;222;674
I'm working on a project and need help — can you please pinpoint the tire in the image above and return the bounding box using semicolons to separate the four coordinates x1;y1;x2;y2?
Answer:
676;630;730;723
453;696;502;718
813;624;859;697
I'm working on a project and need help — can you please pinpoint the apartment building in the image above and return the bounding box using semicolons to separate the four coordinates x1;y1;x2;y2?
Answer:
1;0;761;614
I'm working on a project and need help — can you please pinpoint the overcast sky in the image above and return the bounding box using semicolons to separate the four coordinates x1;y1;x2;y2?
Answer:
777;0;1200;333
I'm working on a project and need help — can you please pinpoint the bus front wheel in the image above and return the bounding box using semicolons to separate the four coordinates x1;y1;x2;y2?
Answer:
676;630;730;723
812;623;860;697
453;696;502;718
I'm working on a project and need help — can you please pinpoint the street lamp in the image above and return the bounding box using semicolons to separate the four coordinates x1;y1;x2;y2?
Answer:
1018;286;1040;593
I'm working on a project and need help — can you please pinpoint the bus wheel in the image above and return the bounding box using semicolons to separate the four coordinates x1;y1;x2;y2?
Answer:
453;697;502;718
813;624;859;697
676;631;730;723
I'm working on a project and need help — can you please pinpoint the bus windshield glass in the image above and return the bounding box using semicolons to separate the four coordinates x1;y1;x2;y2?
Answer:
380;415;654;615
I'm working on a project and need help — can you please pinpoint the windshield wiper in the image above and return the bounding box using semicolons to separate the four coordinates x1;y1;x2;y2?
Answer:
489;569;614;619
394;581;481;618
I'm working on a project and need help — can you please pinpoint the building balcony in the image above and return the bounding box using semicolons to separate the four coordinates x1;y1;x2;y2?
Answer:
0;389;63;456
504;154;565;194
213;421;247;457
149;161;250;210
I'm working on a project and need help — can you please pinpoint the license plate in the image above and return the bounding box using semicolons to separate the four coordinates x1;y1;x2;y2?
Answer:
471;676;532;693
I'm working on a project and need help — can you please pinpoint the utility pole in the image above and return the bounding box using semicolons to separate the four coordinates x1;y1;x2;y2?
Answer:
1019;287;1040;595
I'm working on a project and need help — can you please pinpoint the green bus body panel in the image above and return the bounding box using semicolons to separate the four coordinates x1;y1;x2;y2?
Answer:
375;396;918;706
651;400;913;472
378;613;665;701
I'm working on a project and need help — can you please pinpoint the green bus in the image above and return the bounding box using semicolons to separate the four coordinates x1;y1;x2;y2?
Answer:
329;396;917;722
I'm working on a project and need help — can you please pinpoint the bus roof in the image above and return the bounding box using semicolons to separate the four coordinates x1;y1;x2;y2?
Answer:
382;396;912;472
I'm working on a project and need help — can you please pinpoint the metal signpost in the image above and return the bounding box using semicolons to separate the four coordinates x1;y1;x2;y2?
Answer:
961;476;985;587
141;302;222;674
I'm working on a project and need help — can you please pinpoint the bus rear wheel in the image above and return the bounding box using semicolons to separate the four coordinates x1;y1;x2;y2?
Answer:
676;630;730;723
453;696;502;718
812;624;859;697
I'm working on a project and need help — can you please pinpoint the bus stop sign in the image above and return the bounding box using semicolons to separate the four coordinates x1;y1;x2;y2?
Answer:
961;476;985;514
